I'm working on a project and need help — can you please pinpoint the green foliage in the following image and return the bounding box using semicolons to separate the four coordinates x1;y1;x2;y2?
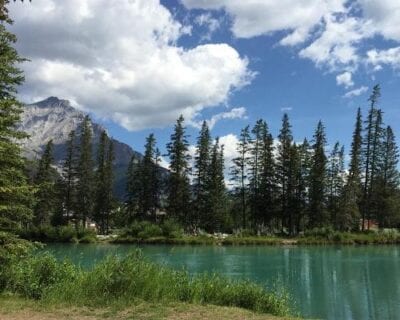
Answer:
0;231;36;291
76;115;94;228
166;115;191;227
118;220;183;240
94;130;114;234
7;253;77;299
18;225;96;243
5;251;290;316
0;12;34;231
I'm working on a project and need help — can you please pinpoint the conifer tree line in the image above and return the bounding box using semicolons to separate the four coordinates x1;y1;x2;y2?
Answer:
124;86;400;235
1;3;400;236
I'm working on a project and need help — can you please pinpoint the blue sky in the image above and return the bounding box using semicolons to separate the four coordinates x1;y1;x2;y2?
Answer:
8;0;400;163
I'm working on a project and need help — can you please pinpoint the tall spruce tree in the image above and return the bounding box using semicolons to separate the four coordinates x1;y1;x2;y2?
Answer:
276;114;293;233
76;115;94;228
248;120;265;229
339;108;363;231
126;154;142;223
287;143;303;235
0;9;34;230
297;138;312;231
166;115;191;228
207;138;226;232
94;130;114;234
33;140;56;226
104;138;114;233
327;142;345;228
362;85;385;229
61;130;77;223
141;133;161;221
375;126;400;227
231;126;251;229
309;121;327;228
193;121;211;229
258;122;276;230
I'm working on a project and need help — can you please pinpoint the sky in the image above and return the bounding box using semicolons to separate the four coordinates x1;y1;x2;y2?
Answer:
8;0;400;167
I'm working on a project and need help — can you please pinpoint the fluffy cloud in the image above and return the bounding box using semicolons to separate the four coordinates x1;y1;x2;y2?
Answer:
343;86;368;98
182;0;400;82
336;71;354;88
9;0;254;131
190;107;247;129
195;13;221;41
366;47;400;69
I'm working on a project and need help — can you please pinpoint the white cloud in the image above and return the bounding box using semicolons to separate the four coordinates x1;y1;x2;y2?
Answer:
182;0;400;83
190;107;247;129
343;86;368;98
9;0;254;131
366;47;400;70
195;12;221;41
182;0;346;41
336;71;354;88
280;106;293;112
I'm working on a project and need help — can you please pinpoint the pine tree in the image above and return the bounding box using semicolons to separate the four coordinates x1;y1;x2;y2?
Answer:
60;130;77;223
126;154;142;223
33;140;56;226
287;143;302;235
297;138;312;231
327;142;345;228
276;114;293;232
231;126;251;229
193;121;211;229
361;86;386;230
0;11;34;230
141;133;161;221
248;120;265;230
309;121;327;228
94;130;114;234
207;138;226;232
375;126;400;227
339;108;363;231
258;123;276;230
104;138;114;233
166;115;191;228
76;115;94;228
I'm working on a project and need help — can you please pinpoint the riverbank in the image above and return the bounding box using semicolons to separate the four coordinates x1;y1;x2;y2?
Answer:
112;230;400;246
1;251;292;318
17;225;400;245
0;295;297;320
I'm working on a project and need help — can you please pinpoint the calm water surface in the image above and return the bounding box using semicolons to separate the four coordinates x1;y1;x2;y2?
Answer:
42;244;400;320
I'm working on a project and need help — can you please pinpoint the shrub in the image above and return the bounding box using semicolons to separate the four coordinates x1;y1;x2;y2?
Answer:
7;253;78;299
138;223;163;239
6;250;291;317
161;219;183;238
0;232;36;291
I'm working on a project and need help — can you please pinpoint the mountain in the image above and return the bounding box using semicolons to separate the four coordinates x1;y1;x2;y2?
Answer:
18;96;157;199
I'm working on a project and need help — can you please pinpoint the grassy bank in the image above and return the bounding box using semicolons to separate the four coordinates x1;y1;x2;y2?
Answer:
113;227;400;246
0;295;297;320
2;250;292;318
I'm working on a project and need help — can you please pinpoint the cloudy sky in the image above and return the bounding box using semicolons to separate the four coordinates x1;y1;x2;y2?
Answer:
8;0;400;166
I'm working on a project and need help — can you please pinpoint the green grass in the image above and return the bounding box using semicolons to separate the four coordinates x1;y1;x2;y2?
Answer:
3;250;292;317
0;294;298;320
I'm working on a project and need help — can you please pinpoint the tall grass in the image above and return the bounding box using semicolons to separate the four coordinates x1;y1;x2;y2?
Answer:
5;250;291;317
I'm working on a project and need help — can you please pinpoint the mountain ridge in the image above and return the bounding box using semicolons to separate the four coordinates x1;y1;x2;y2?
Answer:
18;97;147;198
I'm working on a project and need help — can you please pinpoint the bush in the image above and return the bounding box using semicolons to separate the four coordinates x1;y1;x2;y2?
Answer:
7;253;78;299
0;232;36;291
18;225;98;243
138;223;163;239
43;251;291;316
161;219;183;238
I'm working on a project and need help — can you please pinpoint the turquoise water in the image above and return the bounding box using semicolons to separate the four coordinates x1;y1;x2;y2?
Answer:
42;244;400;320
